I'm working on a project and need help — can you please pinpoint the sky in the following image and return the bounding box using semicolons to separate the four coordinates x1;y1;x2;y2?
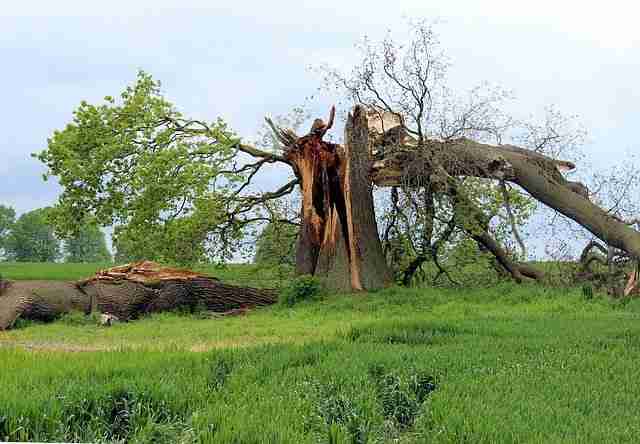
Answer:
1;0;639;225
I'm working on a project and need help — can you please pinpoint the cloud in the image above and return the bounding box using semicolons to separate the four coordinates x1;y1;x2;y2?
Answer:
0;0;638;221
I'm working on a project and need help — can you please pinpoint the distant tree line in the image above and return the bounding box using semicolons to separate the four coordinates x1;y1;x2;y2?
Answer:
0;202;296;265
0;204;111;263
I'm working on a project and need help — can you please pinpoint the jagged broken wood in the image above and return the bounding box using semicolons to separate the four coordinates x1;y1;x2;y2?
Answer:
270;104;640;288
274;106;392;292
0;261;276;330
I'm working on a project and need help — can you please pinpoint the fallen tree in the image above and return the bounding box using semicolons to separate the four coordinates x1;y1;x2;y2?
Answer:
0;261;276;330
264;104;640;290
371;136;640;259
36;24;640;294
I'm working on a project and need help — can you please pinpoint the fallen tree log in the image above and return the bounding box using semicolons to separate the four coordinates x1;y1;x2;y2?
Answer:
0;280;90;330
0;261;277;330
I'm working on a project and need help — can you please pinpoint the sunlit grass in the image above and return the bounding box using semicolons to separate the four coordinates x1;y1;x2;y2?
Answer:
2;264;640;442
0;261;289;287
0;262;114;281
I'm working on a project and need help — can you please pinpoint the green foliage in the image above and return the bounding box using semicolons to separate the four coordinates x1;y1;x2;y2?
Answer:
582;284;594;300
36;71;245;264
279;274;323;306
112;210;212;265
4;208;60;262
0;204;15;257
254;220;297;266
64;222;111;263
382;180;537;288
58;311;101;327
368;364;436;429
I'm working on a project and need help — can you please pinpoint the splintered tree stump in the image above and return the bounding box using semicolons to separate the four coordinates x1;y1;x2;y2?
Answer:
285;106;392;292
0;261;277;330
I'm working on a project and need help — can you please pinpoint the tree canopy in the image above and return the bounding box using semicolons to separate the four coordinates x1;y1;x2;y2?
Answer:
65;222;111;263
254;221;298;266
37;71;283;264
4;208;60;262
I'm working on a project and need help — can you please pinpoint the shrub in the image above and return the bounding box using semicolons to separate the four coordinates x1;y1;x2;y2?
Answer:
368;364;437;430
279;275;323;307
582;284;594;300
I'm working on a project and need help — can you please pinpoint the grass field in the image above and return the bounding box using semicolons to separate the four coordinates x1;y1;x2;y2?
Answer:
2;263;640;443
0;262;288;288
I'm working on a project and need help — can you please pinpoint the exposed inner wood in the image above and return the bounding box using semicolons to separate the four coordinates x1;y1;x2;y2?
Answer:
283;106;391;291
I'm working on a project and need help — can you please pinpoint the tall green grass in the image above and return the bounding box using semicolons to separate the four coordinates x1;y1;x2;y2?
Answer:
2;280;640;442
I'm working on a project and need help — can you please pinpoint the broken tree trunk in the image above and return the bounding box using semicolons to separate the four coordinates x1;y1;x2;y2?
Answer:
283;106;392;292
0;280;89;330
372;137;640;262
0;261;276;330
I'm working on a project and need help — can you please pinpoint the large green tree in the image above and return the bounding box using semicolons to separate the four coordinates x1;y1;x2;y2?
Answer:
37;71;290;264
65;222;111;263
5;208;60;262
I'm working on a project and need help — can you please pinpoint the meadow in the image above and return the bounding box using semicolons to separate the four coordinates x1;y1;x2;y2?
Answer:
1;262;640;443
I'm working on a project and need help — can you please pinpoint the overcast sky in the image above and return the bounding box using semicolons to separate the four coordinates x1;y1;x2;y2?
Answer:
1;0;639;218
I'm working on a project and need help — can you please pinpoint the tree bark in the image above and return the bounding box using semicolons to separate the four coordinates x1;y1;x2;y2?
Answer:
0;280;88;330
0;262;277;330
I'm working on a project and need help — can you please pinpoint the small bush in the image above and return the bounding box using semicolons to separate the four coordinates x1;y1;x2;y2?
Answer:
582;284;594;300
368;364;437;430
303;379;372;444
279;275;324;307
11;317;36;329
208;355;234;391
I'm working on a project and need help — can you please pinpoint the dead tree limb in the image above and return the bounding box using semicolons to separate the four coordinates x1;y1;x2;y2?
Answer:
372;137;640;260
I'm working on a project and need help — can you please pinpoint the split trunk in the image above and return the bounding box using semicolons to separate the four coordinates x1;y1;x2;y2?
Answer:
287;106;392;292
